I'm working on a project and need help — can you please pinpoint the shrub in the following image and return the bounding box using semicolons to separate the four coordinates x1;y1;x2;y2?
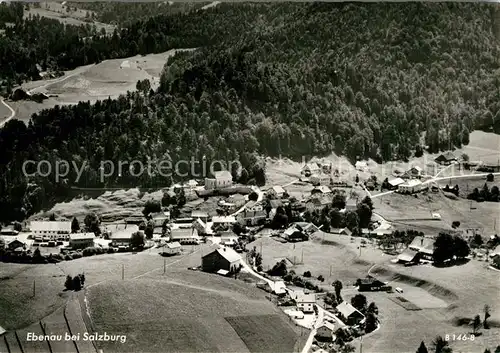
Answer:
318;275;325;282
64;254;73;261
303;271;312;277
72;252;82;259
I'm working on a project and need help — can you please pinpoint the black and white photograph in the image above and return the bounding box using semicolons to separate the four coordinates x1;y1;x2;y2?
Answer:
0;1;499;353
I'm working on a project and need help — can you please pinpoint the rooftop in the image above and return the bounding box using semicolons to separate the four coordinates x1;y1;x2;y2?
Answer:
401;179;422;187
69;232;95;241
388;177;405;186
336;302;364;319
165;241;181;249
212;216;237;223
202;247;241;263
213;170;232;180
30;221;72;232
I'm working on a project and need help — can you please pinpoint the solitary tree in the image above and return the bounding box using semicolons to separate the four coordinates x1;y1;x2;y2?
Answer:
484;305;491;329
367;302;379;315
472;314;481;335
49;213;56;221
365;312;377;333
416;341;428;353
71;217;80;233
131;231;145;249
333;280;343;301
72;276;82;291
351;293;367;313
64;275;73;290
340;344;355;353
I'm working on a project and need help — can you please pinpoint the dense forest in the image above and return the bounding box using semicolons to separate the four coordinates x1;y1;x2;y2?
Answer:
1;2;500;222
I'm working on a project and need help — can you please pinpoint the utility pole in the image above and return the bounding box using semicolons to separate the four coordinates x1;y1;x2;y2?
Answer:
122;264;124;280
301;249;304;264
33;279;36;298
163;258;166;275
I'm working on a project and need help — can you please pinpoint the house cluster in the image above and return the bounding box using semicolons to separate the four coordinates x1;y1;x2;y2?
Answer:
301;162;333;186
397;236;435;264
384;165;429;194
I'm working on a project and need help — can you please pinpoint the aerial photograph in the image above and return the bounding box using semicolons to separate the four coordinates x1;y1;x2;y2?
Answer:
0;1;499;353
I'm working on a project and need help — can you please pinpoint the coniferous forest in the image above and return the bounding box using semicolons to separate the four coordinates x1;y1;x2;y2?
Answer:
1;2;500;222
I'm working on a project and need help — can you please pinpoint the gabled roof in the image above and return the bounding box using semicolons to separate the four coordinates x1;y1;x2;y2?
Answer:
302;163;321;171
409;236;434;254
212;216;236;223
203;247;241;263
191;210;209;218
171;228;198;238
296;293;316;303
313;186;331;194
69;232;95;241
330;228;352;235
318;321;335;332
336;302;364;319
397;249;419;262
435;151;457;162
165;242;181;249
388;178;405;187
411;166;423;172
272;185;286;194
214;170;232;180
151;211;170;219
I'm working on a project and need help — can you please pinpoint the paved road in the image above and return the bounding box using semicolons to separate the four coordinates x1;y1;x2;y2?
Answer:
0;98;16;128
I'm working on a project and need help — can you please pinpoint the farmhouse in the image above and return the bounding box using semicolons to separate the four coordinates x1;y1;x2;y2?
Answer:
336;302;365;326
403;166;423;179
237;209;267;226
69;233;95;249
310;173;331;186
388;177;405;190
30;221;72;240
434;152;457;165
283;225;309;242
355;161;367;171
162;242;181;256
170;228;199;244
212;215;237;227
311;185;332;196
269;185;286;199
306;197;331;211
408;236;435;261
150;211;170;227
6;239;26;251
191;210;209;222
398;179;423;194
295;293;316;313
205;170;233;190
302;163;321;176
397;249;420;264
345;198;357;212
315;322;336;341
330;228;352;236
109;227;140;247
357;277;388;292
202;247;241;273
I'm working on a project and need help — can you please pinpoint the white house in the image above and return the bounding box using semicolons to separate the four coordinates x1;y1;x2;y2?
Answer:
355;161;368;171
162;241;181;255
30;221;72;240
69;233;95;249
295;293;316;313
205;170;233;190
336;302;365;325
268;185;286;199
398;179;423;194
170;228;200;244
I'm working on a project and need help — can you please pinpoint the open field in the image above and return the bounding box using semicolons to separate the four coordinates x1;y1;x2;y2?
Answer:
374;190;500;235
86;267;304;353
9;49;195;124
251;232;500;353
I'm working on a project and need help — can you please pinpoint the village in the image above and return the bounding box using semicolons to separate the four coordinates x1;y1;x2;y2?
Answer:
1;151;500;353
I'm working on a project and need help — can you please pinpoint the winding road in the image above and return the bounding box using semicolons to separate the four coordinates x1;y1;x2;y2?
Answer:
0;98;16;128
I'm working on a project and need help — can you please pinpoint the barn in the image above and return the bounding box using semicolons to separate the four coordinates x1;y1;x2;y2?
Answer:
201;247;241;273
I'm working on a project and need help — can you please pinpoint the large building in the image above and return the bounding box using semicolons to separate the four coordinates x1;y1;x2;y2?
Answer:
434;152;458;165
398;179;424;194
30;221;72;240
205;170;233;190
201;247;241;273
69;233;95;249
170;228;200;244
108;224;140;248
